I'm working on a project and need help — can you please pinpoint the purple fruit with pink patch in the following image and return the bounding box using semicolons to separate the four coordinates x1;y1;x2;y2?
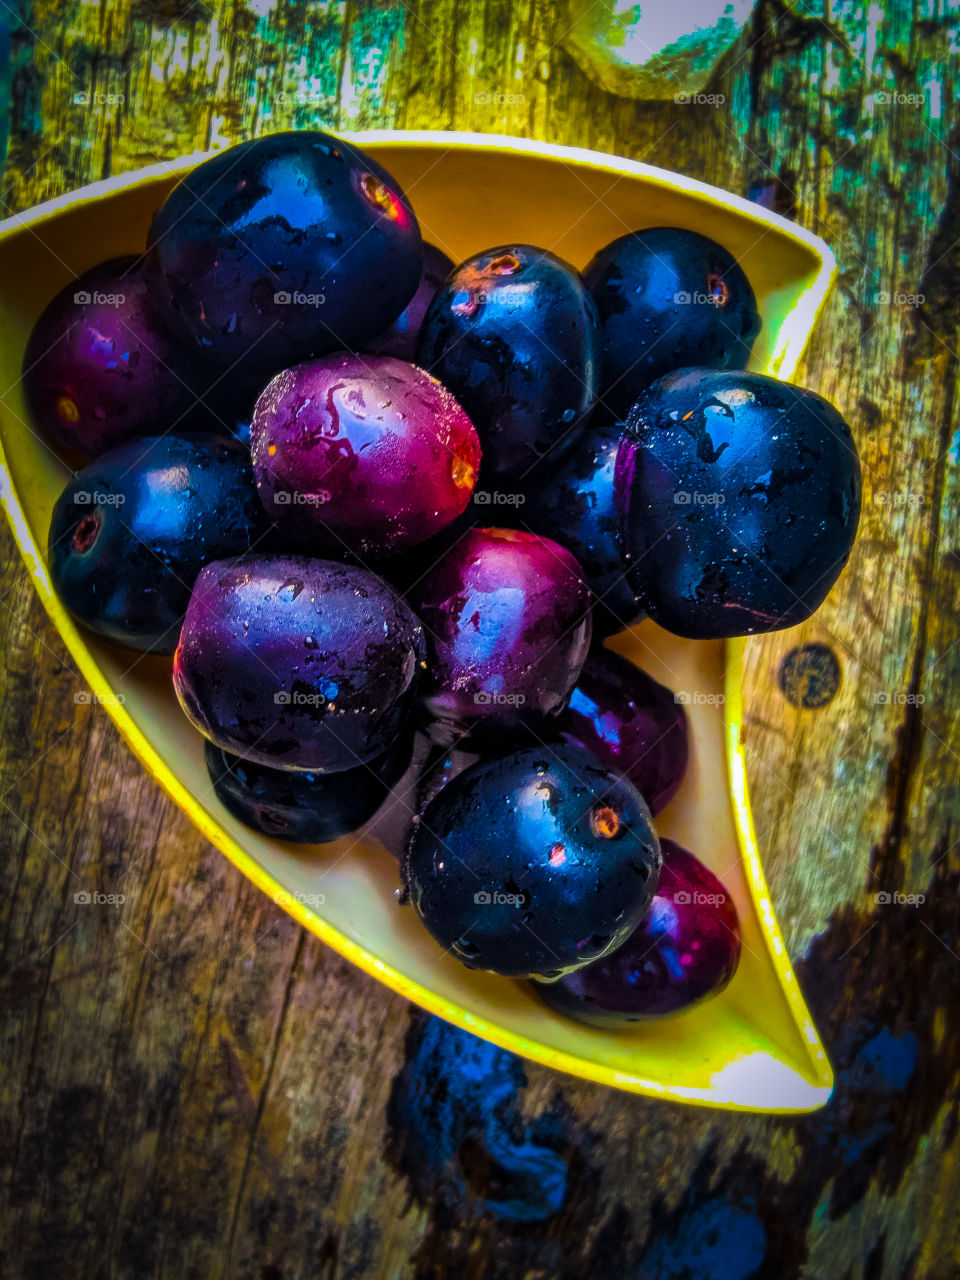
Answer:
532;838;741;1023
556;648;688;814
22;256;210;457
173;555;425;772
364;243;454;361
410;528;592;743
250;354;481;555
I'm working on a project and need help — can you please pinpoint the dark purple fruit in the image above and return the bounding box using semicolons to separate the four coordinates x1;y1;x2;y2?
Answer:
583;227;760;418
532;838;740;1023
403;742;661;979
23;257;211;457
416;244;600;478
250;354;481;555
144;131;422;376
615;369;861;638
364;242;454;361
48;433;270;653
556;649;688;815
204;728;414;843
173;555;424;772
410;528;592;743
520;424;642;636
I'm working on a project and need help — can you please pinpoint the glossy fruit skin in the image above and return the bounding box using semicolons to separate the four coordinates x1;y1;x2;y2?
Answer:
520;425;643;636
404;743;661;979
48;433;270;653
23;257;214;457
173;555;425;772
410;528;592;744
583;227;760;419
616;369;862;639
250;354;481;555
556;649;688;815
416;244;600;478
144;131;423;376
204;727;414;843
532;838;740;1023
364;243;454;361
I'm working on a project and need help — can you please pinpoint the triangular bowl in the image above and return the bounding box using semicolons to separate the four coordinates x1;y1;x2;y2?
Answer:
0;132;836;1111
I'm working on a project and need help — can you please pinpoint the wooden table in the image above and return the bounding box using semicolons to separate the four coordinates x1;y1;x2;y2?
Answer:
2;3;958;1276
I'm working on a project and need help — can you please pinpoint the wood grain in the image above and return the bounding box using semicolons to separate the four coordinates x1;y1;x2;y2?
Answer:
2;1;960;1277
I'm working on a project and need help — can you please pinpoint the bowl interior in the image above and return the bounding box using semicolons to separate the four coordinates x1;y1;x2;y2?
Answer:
0;133;834;1110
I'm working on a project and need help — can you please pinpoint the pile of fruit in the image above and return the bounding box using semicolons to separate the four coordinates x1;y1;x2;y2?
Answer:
30;130;861;1026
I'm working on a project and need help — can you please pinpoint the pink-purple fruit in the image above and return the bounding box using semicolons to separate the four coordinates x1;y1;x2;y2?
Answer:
250;354;481;555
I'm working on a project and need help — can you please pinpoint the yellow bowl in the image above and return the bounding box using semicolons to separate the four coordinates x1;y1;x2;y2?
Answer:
0;131;836;1111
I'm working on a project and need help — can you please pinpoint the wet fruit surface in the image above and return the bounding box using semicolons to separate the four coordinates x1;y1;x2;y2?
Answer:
47;432;270;652
416;244;600;477
410;528;592;743
364;242;454;362
173;555;425;772
532;837;741;1023
23;256;212;458
205;727;414;843
520;424;642;636
144;130;423;376
616;368;862;638
556;648;688;815
583;227;760;419
250;353;481;555
404;742;661;978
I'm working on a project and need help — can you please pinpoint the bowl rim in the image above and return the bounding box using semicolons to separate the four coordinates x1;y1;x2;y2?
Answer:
0;130;837;1111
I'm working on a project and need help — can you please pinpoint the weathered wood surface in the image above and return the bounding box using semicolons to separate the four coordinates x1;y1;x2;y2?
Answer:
2;2;960;1277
